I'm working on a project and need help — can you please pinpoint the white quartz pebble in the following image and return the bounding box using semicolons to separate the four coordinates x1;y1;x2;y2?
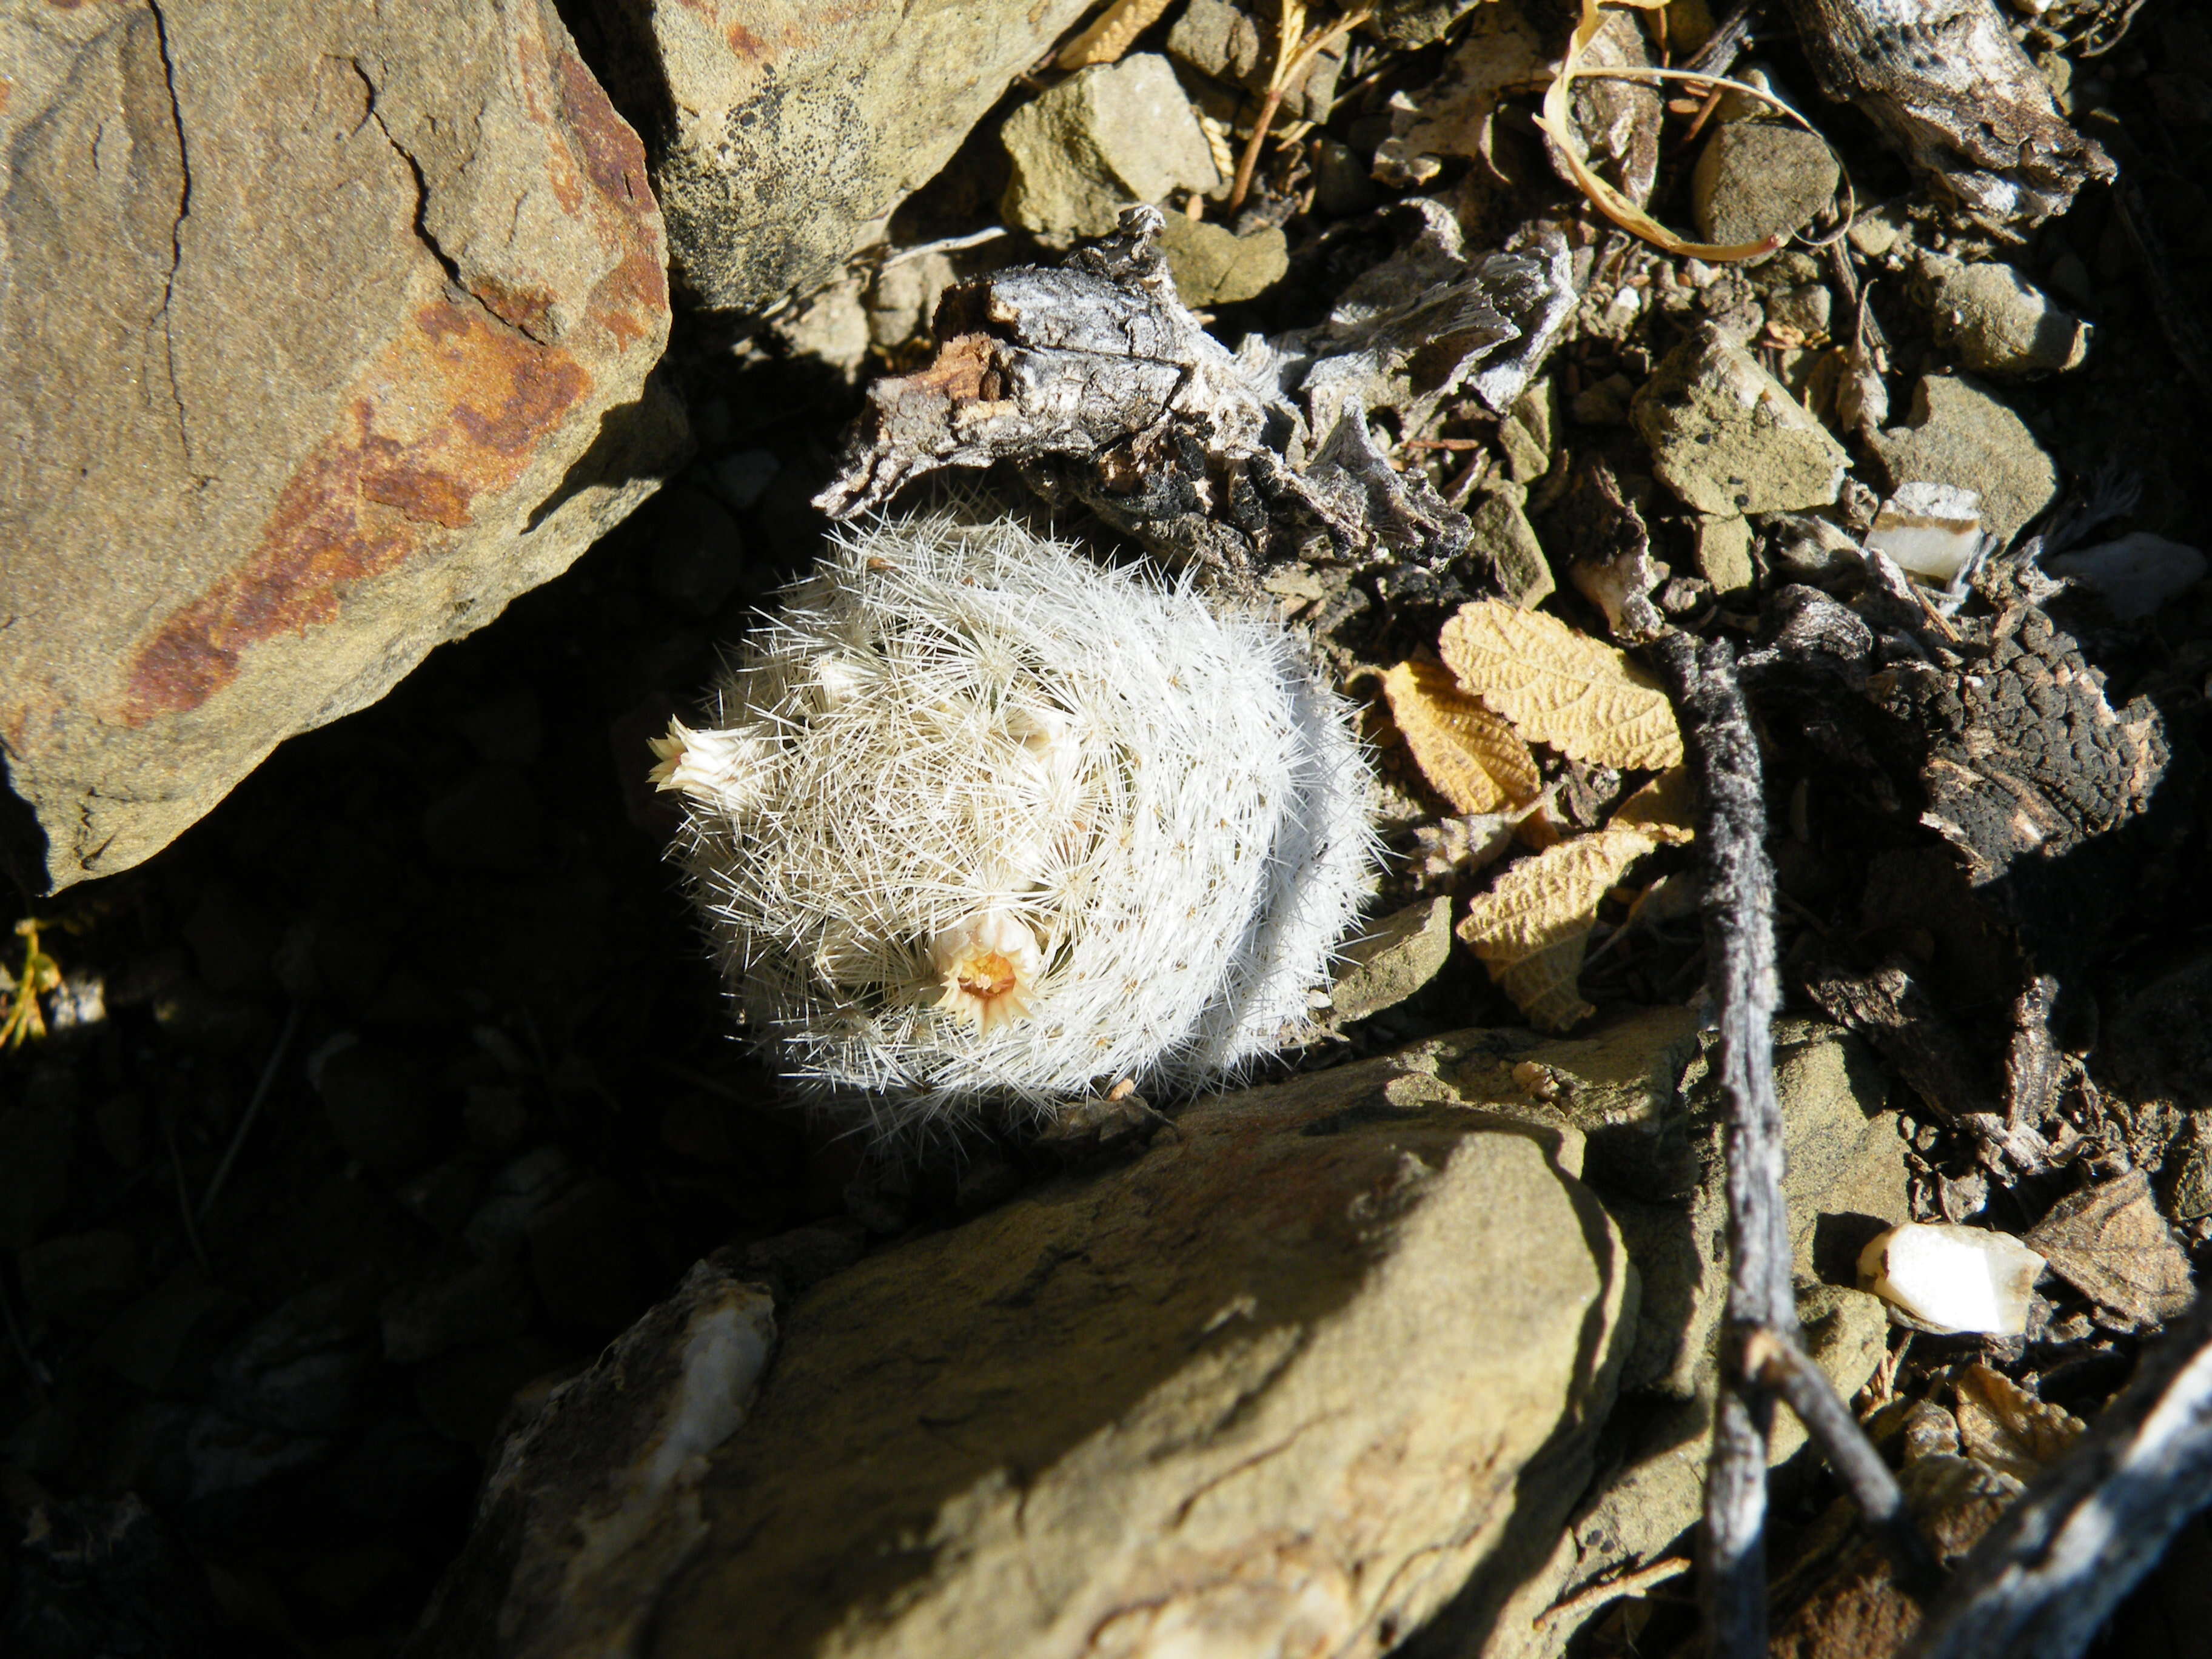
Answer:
1865;483;1985;583
1857;1222;2046;1336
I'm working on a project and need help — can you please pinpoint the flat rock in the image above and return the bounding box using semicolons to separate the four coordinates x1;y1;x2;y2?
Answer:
594;0;1088;313
1327;896;1453;1021
1156;215;1289;308
1691;122;1841;247
1920;259;2091;377
1467;478;1557;606
1002;55;1222;246
1694;514;1757;594
426;1047;1634;1659
1632;324;1851;515
1869;375;2059;544
1;0;681;892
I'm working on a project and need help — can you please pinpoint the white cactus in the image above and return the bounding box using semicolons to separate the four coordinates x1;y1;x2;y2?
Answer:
657;511;1376;1140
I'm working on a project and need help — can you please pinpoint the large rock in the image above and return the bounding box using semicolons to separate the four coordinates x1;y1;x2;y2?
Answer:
0;0;682;892
410;1044;1635;1659
597;0;1091;312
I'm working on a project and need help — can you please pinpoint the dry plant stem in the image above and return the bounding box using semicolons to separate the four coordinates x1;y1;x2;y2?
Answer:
1904;1292;2212;1659
1653;632;1792;1658
198;999;302;1224
1535;1555;1694;1633
1743;1329;1939;1594
1661;632;1937;1654
1684;0;1761;74
1226;7;1370;214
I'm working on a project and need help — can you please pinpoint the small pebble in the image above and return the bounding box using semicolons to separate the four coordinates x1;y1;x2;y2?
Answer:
2048;533;2208;620
1865;482;1985;583
1858;1221;2045;1336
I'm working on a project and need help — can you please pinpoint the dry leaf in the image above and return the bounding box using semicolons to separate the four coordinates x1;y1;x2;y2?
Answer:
1610;764;1696;843
1439;600;1684;770
1056;0;1178;68
1456;825;1658;1032
1381;659;1542;814
1952;1363;2085;1483
2023;1170;2196;1325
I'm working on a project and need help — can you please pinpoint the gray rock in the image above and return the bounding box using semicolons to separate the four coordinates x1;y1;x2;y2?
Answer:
90;1270;246;1393
1694;514;1757;594
212;1279;382;1436
1002;55;1222;246
1691;122;1842;246
1869;375;2059;543
1166;0;1344;123
1571;372;1636;426
600;0;1087;313
1467;478;1557;606
643;486;748;618
2047;532;2208;620
1632;324;1851;515
407;1262;775;1659
1515;1281;1891;1657
1921;258;2091;377
1766;281;1834;343
1499;379;1555;483
1156;215;1289;307
1329;896;1453;1022
866;253;960;355
1606;1016;1906;1401
423;1045;1634;1659
1;0;682;892
1312;138;1382;218
464;1146;580;1258
768;273;873;381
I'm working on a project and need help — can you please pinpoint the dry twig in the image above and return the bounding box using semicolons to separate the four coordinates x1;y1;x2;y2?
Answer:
1225;2;1371;214
1654;633;1936;1655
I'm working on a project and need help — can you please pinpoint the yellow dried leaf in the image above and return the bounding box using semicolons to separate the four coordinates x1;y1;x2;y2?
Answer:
1439;600;1683;770
1056;0;1178;68
1456;825;1658;1032
1952;1364;2085;1484
1381;659;1542;814
1611;764;1697;843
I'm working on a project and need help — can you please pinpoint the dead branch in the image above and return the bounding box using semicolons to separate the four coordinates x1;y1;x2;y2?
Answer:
1903;1291;2212;1659
1652;631;1794;1658
1743;1329;1938;1594
1654;632;1937;1655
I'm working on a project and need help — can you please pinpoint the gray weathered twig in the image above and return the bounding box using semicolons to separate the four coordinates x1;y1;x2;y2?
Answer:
1743;1329;1937;1593
1655;632;1937;1655
1654;631;1794;1657
1903;1290;2212;1659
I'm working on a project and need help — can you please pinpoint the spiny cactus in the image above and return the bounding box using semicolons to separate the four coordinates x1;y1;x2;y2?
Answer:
652;511;1376;1141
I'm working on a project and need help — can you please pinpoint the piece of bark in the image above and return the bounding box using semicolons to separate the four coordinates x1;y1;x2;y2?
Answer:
1783;0;2114;228
1547;452;1664;644
1866;602;2168;887
1801;953;2071;1176
817;205;1575;586
2022;1170;2196;1327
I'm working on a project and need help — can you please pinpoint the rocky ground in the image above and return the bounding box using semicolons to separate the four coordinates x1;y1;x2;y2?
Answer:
4;0;2210;1655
